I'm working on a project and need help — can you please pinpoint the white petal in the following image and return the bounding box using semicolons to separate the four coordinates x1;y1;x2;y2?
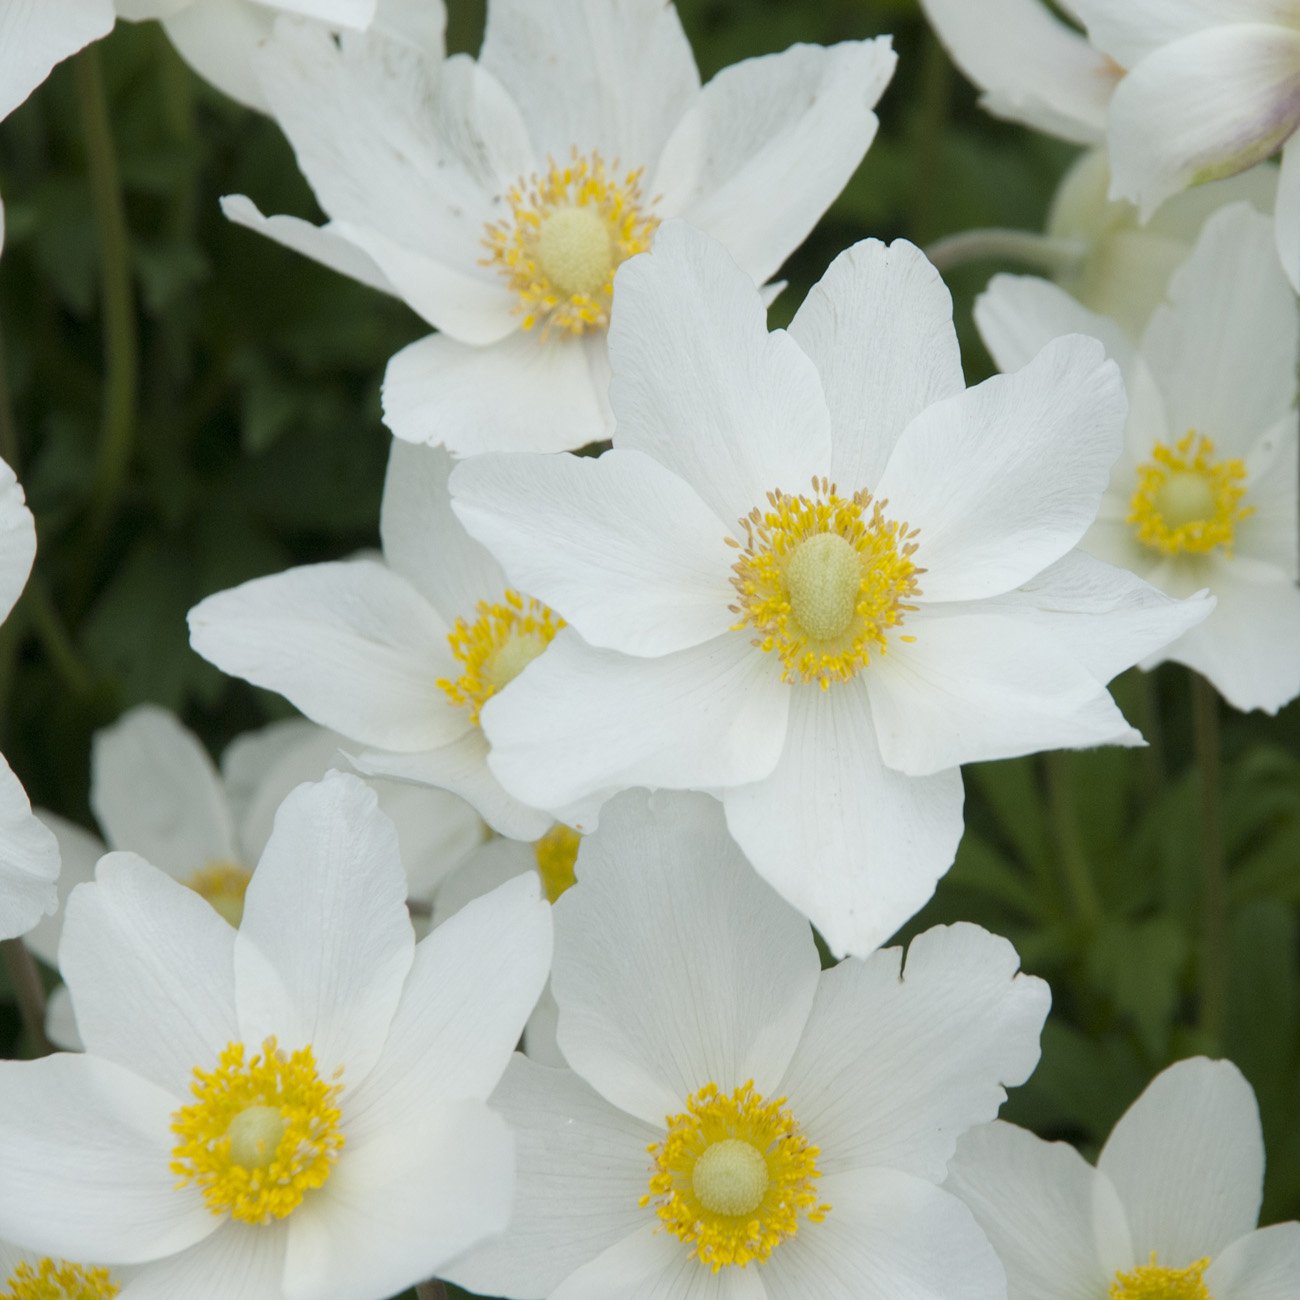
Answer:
343;873;551;1144
1097;1057;1264;1268
1275;131;1300;289
235;773;414;1083
379;438;504;620
918;0;1114;143
445;1055;659;1299
1209;1223;1300;1300
429;835;534;928
482;629;790;813
43;982;81;1052
778;924;1049;1181
0;0;113;122
220;195;397;297
478;0;699;167
1106;25;1300;219
787;239;964;493
866;610;1141;777
188;560;467;754
1237;418;1299;577
382;327;610;456
23;812;101;968
552;790;819;1126
608;220;833;526
161;0;273;111
0;753;59;941
761;1169;1007;1300
1141;203;1297;457
371;0;447;56
450;450;735;655
114;1223;287;1300
0;1053;213;1263
723;680;965;959
284;1099;514;1300
945;1121;1131;1300
90;705;236;877
0;457;35;626
653;39;895;283
60;853;240;1098
352;729;553;840
876;335;1125;601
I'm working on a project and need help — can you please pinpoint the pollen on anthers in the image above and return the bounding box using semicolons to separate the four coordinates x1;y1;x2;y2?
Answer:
482;149;658;336
728;477;923;690
2;1258;118;1299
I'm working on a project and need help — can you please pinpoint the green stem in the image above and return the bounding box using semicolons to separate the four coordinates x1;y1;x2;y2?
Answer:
1043;752;1102;931
1191;672;1226;1046
75;45;138;541
25;575;95;699
908;30;953;246
1134;668;1166;795
2;939;51;1057
924;228;1087;276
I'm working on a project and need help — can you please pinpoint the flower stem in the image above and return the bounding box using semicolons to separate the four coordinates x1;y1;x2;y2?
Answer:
74;44;138;542
2;939;51;1057
1191;672;1226;1046
25;574;96;699
1043;752;1102;932
924;228;1086;276
415;1282;448;1300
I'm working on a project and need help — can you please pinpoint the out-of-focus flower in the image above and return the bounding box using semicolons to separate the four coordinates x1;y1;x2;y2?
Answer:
225;0;896;455
449;220;1210;956
0;1236;133;1299
0;772;552;1300
449;790;1048;1299
977;203;1298;712
947;1057;1300;1300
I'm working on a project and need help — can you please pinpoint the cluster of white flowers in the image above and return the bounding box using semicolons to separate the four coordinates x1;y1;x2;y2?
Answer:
0;0;1298;1297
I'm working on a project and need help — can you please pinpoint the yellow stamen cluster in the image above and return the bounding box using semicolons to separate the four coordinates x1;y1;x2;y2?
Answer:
729;477;922;690
170;1037;344;1225
642;1080;829;1272
1128;431;1251;556
533;823;581;903
482;150;658;335
1110;1252;1212;1300
437;590;564;724
186;860;253;927
1;1260;118;1300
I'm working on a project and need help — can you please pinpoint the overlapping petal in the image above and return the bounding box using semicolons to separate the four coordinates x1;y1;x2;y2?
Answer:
0;0;114;123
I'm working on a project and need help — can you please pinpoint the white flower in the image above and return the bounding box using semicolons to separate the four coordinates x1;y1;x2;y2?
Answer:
448;790;1048;1299
0;458;58;942
976;202;1299;712
946;1058;1300;1300
0;771;553;1300
1068;0;1300;289
188;440;556;840
448;219;1211;956
0;1237;135;1298
224;0;896;455
27;704;485;1046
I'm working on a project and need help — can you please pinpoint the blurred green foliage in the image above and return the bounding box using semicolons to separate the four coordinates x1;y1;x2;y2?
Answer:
0;0;1297;1271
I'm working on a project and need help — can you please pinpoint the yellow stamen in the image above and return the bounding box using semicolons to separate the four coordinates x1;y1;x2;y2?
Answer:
533;824;580;903
1128;431;1251;556
1;1259;118;1299
436;590;564;725
1110;1252;1212;1300
729;477;922;690
170;1037;344;1225
186;860;252;927
641;1080;829;1272
482;150;658;336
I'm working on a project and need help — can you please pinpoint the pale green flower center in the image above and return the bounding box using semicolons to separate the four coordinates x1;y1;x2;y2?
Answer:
536;206;615;298
226;1104;287;1171
1154;471;1217;532
692;1138;770;1217
784;532;861;642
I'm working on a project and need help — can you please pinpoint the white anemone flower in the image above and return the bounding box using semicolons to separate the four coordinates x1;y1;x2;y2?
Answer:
448;219;1212;957
0;1236;136;1299
188;439;555;840
224;0;896;455
976;203;1299;713
946;1058;1300;1300
0;458;59;942
447;790;1049;1300
0;771;553;1300
27;704;484;1048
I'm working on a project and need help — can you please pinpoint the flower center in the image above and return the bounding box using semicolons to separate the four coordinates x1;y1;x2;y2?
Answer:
185;860;252;927
1128;432;1251;556
533;823;580;903
1;1260;118;1299
436;590;564;726
641;1080;829;1272
729;477;922;690
170;1037;344;1225
1110;1252;1212;1300
482;150;658;335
